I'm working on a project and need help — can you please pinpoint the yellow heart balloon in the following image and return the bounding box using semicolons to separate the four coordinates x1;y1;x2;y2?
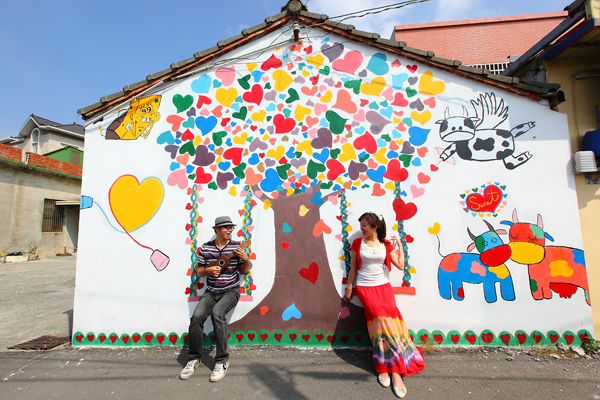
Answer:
109;175;164;232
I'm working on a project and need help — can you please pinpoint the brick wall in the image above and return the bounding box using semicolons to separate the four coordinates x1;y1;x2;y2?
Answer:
0;143;23;162
26;152;83;177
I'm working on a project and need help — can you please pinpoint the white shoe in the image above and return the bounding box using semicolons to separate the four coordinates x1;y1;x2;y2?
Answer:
391;378;407;398
179;359;200;380
378;374;391;388
209;361;228;382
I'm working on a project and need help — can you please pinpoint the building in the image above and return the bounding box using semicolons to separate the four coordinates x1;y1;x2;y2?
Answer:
391;12;568;74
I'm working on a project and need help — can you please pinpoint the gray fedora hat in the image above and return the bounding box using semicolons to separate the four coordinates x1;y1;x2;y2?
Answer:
212;216;237;228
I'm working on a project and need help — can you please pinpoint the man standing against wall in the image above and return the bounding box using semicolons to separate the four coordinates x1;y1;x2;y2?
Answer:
179;216;250;382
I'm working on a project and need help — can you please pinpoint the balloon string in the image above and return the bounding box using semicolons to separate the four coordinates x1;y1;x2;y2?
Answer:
123;229;154;251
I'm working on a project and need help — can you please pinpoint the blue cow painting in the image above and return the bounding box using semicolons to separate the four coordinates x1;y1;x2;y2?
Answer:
436;220;515;303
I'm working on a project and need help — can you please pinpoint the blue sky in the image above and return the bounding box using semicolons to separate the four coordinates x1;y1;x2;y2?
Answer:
0;0;569;139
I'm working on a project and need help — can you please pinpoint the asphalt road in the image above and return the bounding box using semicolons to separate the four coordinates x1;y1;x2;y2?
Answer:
1;256;599;400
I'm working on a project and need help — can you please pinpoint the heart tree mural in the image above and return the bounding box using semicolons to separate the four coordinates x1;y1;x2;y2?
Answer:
158;38;446;335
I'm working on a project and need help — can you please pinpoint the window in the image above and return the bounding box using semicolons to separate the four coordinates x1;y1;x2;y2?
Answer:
42;199;64;232
31;129;40;154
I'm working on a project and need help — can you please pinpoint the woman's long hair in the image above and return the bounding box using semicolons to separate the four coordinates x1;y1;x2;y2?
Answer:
359;212;387;243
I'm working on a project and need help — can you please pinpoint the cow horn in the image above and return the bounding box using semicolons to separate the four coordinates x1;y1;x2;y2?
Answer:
444;107;450;119
462;106;469;117
512;209;519;223
483;220;495;232
537;214;544;230
467;227;477;241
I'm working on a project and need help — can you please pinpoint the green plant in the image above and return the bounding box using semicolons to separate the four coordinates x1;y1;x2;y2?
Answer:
0;251;6;257
27;241;40;254
581;334;599;354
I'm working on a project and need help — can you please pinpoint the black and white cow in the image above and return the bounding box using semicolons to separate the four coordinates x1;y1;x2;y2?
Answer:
436;93;535;170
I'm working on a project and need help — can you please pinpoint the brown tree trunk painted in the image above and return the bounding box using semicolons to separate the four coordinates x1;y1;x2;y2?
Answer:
230;187;367;335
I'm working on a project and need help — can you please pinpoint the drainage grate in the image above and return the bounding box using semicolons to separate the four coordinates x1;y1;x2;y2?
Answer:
8;335;69;350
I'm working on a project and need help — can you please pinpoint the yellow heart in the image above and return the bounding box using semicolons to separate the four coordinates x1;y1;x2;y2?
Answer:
294;105;312;122
374;148;388;165
393;117;402;123
267;145;285;160
263;199;272;210
360;77;386;96
302;70;310;77
427;222;440;235
411;111;431;126
419;71;445;95
346;225;353;231
317;173;326;180
246;63;257;73
228;186;237;196
216;87;238;107
194;136;202;146
273;69;293;92
299;205;309;216
321;91;333;103
251;110;266;123
385;182;396;191
296;140;314;156
307;54;324;68
338;143;357;162
286;187;294;197
233;132;248;145
109;175;164;232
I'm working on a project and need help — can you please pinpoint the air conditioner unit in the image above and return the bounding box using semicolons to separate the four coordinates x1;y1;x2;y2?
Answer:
573;151;598;173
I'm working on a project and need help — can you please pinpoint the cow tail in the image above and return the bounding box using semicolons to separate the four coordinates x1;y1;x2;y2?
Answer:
435;235;444;258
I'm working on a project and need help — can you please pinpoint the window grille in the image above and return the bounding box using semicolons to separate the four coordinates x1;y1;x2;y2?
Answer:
32;129;40;154
467;62;511;75
42;199;64;233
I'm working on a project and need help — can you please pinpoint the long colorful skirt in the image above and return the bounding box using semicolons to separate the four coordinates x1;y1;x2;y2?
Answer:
356;283;425;376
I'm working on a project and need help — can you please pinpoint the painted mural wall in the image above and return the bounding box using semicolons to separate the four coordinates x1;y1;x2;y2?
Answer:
72;25;594;348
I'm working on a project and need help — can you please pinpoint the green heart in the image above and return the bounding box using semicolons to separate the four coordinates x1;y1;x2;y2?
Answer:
399;154;412;167
318;66;330;75
265;82;272;90
286;88;300;104
325;110;347;135
276;164;291;180
179;141;196;156
307;159;326;179
381;134;391;142
295;151;302;158
472;212;477;217
460;193;466;199
298;63;306;70
266;116;272;122
472;188;478;192
232;163;247;179
238;75;251;90
330;149;341;159
501;185;506;190
233;106;247;121
212;131;227;146
406;87;417;98
362;184;370;189
294;188;302;194
320;181;334;190
291;71;296;75
172;94;194;113
208;182;218;190
344;79;362;95
188;174;196;180
359;153;370;162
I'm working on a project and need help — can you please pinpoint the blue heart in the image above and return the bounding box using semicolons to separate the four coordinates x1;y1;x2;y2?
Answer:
218;161;231;171
355;126;366;134
282;222;292;233
319;118;328;127
286;146;296;159
377;139;388;148
369;101;379;110
260;168;283;192
380;100;389;108
387;150;399;159
231;103;240;111
231;122;237;127
380;106;393;119
157;131;174;145
175;139;182;145
191;74;212;93
282;303;302;321
339;77;350;83
182;117;195;129
310;191;324;206
366;52;389;75
408;126;430;146
169;162;179;171
208;144;215;151
195;116;218;136
314;148;329;164
392;129;402;139
392;73;408;90
212;79;222;88
235;96;243;103
248;153;260;165
366;166;386;183
321;37;330;44
251;70;264;82
266;104;276;112
225;138;232;146
232;177;240;184
186;165;194;173
332;184;341;191
358;151;367;159
411;158;422;166
279;94;286;100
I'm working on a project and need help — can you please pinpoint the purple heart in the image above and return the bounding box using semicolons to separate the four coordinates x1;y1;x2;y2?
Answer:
216;172;234;190
294;76;306;84
192;145;215;167
408;76;418;85
306;99;314;107
401;141;415;154
348;161;368;180
321;43;344;62
249;137;268;152
409;99;424;111
365;111;391;135
324;77;335;87
351;120;360;127
264;90;277;101
267;126;274;135
290;128;299;136
164;145;179;159
358;69;367;78
264;159;276;167
311;128;332;149
175;131;182;139
290;157;306;169
186;107;196;117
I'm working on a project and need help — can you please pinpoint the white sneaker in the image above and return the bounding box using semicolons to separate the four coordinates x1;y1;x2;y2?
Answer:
209;361;228;382
179;359;200;380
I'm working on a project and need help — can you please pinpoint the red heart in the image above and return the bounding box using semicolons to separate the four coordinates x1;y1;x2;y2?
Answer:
274;333;283;342
304;45;313;54
223;147;243;166
236;334;244;342
549;334;559;343
326;159;345;181
289;333;297;342
434;334;443;344
481;333;494;344
310;75;319;85
221;117;231;127
451;334;459;344
354;334;363;343
145;334;154;343
383;159;408;182
260;333;268;342
242;84;263;106
405;235;414;243
248;333;255;341
360;99;369;107
194;167;212;184
75;334;83;342
169;334;178;345
465;334;477;345
316;333;324;341
181;129;195;141
327;335;336;344
302;334;310;342
87;334;95;342
197;95;212;109
420;334;429;344
109;335;118;344
393;198;417;221
279;157;287;164
353;131;377;154
299;262;319;284
516;333;527;344
392;59;401;67
132;334;141;343
185;203;192;210
533;334;542;344
273;114;296;133
122;336;130;344
99;335;107;343
281;242;291;249
500;334;511;346
261;54;282;71
340;335;349;343
391;93;408;107
466;185;503;213
430;164;439;172
156;334;165;344
407;65;417;73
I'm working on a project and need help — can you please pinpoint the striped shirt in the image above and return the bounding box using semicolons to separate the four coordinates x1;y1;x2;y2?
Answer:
197;240;242;293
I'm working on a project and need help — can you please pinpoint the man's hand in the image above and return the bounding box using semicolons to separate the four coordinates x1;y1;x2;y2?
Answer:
234;247;249;262
205;266;221;277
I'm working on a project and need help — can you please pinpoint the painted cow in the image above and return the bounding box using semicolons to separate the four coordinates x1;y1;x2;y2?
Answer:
436;93;535;170
438;220;515;303
501;210;591;305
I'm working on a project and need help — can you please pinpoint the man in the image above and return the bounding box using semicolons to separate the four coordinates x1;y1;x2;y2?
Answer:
179;216;250;381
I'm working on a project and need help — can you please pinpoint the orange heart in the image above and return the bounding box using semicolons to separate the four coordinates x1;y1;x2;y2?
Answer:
245;168;263;185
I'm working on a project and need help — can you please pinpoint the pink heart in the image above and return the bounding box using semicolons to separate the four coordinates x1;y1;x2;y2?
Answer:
200;108;210;116
167;169;189;189
335;234;343;241
423;97;436;108
410;185;425;199
254;190;263;198
328;196;338;205
459;201;466;206
332;50;363;74
166;115;184;131
381;87;394;101
353;109;366;121
215;66;236;86
262;76;269;82
314;103;328;116
185;237;192;244
338;306;351;319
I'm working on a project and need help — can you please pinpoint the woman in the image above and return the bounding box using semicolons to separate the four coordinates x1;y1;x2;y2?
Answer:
343;212;425;398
